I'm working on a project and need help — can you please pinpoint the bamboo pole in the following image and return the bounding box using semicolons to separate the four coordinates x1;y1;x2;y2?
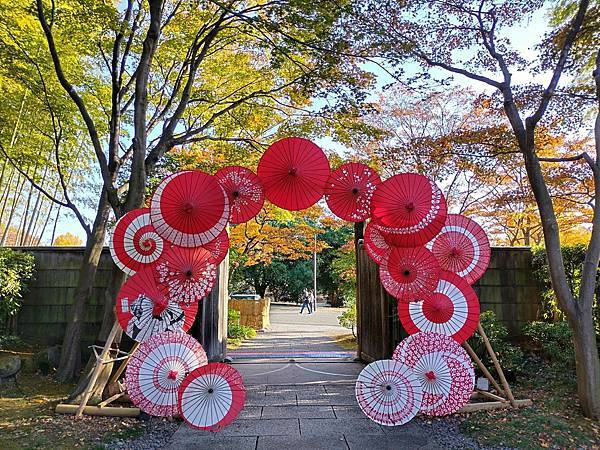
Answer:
75;322;120;419
462;341;505;396
477;322;517;407
457;398;532;413
108;342;140;386
57;404;139;417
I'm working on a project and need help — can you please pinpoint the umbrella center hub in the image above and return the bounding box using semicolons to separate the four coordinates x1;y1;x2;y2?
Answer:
208;388;214;394
288;167;297;176
232;190;240;198
425;371;436;381
185;269;193;278
351;187;359;195
183;202;194;214
403;269;411;277
385;384;392;391
423;293;455;324
450;247;461;257
405;201;415;212
167;370;178;380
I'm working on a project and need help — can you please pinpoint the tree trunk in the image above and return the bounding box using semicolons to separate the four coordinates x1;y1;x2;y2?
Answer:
57;190;111;382
570;309;600;418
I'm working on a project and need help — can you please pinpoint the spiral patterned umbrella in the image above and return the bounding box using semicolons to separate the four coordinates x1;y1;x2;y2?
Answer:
428;214;491;284
392;332;474;416
363;221;391;264
397;271;480;343
150;170;229;247
109;208;164;276
179;363;246;431
215;166;264;224
126;332;208;417
257;137;330;211
116;268;197;342
371;174;447;247
355;359;422;426
379;246;440;302
324;162;381;222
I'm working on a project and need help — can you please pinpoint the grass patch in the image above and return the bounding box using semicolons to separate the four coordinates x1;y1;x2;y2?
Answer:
461;362;600;449
330;333;357;351
0;372;145;449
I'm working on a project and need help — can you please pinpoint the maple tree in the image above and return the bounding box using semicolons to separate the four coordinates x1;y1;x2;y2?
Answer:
52;232;83;246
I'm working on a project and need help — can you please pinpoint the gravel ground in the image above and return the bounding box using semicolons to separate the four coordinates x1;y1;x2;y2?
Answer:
104;417;179;450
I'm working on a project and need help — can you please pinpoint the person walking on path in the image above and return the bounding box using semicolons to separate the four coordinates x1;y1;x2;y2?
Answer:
299;289;312;314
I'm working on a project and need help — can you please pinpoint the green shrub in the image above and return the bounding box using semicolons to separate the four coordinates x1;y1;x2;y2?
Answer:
523;321;574;369
227;308;256;341
0;248;35;331
467;311;524;373
0;334;25;350
338;297;357;337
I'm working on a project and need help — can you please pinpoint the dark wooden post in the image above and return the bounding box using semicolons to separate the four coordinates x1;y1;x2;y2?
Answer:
354;222;364;360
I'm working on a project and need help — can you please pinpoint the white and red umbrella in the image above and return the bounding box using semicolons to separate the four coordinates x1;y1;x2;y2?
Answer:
201;228;230;265
392;332;474;416
178;362;246;431
154;246;218;306
429;214;491;285
371;174;447;247
126;331;208;417
397;271;480;343
324;162;381;222
257;137;330;211
109;208;164;276
355;359;423;426
379;246;440;302
215;166;264;224
116;268;197;342
363;221;391;264
150;170;229;247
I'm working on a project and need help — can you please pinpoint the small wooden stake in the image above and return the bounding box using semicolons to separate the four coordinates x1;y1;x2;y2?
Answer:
75;321;120;419
97;391;126;408
108;342;140;385
462;341;505;396
477;323;517;407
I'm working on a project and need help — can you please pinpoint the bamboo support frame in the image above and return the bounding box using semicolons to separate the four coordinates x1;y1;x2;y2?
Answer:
462;341;505;396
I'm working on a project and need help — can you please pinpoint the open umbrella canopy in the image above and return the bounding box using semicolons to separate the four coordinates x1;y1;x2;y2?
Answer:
429;214;490;284
355;359;423;426
257;137;330;211
393;332;474;416
371;174;447;247
116;268;197;342
201;228;230;265
324;162;381;222
150;170;229;247
363;221;391;264
179;362;246;431
109;208;164;276
154;246;218;306
215;166;264;224
397;271;480;343
379;246;440;302
126;331;208;417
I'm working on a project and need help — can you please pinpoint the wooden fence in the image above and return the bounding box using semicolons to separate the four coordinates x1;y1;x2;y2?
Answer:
356;243;542;363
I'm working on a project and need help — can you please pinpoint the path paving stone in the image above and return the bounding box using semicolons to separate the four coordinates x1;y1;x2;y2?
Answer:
332;405;365;418
296;392;357;406
257;435;349;449
261;405;335;419
246;392;297;406
345;433;438;450
299;417;384;437
166;435;258;450
238;406;263;419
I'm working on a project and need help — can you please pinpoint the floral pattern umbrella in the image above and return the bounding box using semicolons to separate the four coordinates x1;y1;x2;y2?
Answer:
201;227;230;265
363;221;391;264
215;166;264;224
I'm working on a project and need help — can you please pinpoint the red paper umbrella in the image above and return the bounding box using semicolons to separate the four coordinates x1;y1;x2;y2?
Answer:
116;268;197;342
179;363;246;431
371;174;447;247
398;271;480;343
126;331;208;417
379;246;440;302
201;228;229;265
324;162;381;222
355;359;422;426
154;246;218;306
109;208;164;276
150;170;229;247
363;221;391;264
257;137;330;211
215;166;264;224
429;214;491;284
392;332;474;416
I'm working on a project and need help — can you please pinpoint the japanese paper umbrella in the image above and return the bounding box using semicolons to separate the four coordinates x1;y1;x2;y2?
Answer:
154;246;218;306
371;173;447;247
201;228;230;265
150;170;229;247
363;221;391;264
428;214;491;284
116;267;197;342
392;332;474;416
379;246;440;302
324;162;381;222
257;137;330;211
355;359;422;426
215;166;264;224
398;270;480;343
126;331;208;417
109;208;164;276
179;362;246;431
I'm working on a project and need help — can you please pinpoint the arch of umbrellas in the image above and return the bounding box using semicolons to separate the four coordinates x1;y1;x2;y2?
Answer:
105;137;494;430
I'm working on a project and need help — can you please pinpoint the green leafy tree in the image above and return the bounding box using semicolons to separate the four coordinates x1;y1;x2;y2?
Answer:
0;248;35;331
